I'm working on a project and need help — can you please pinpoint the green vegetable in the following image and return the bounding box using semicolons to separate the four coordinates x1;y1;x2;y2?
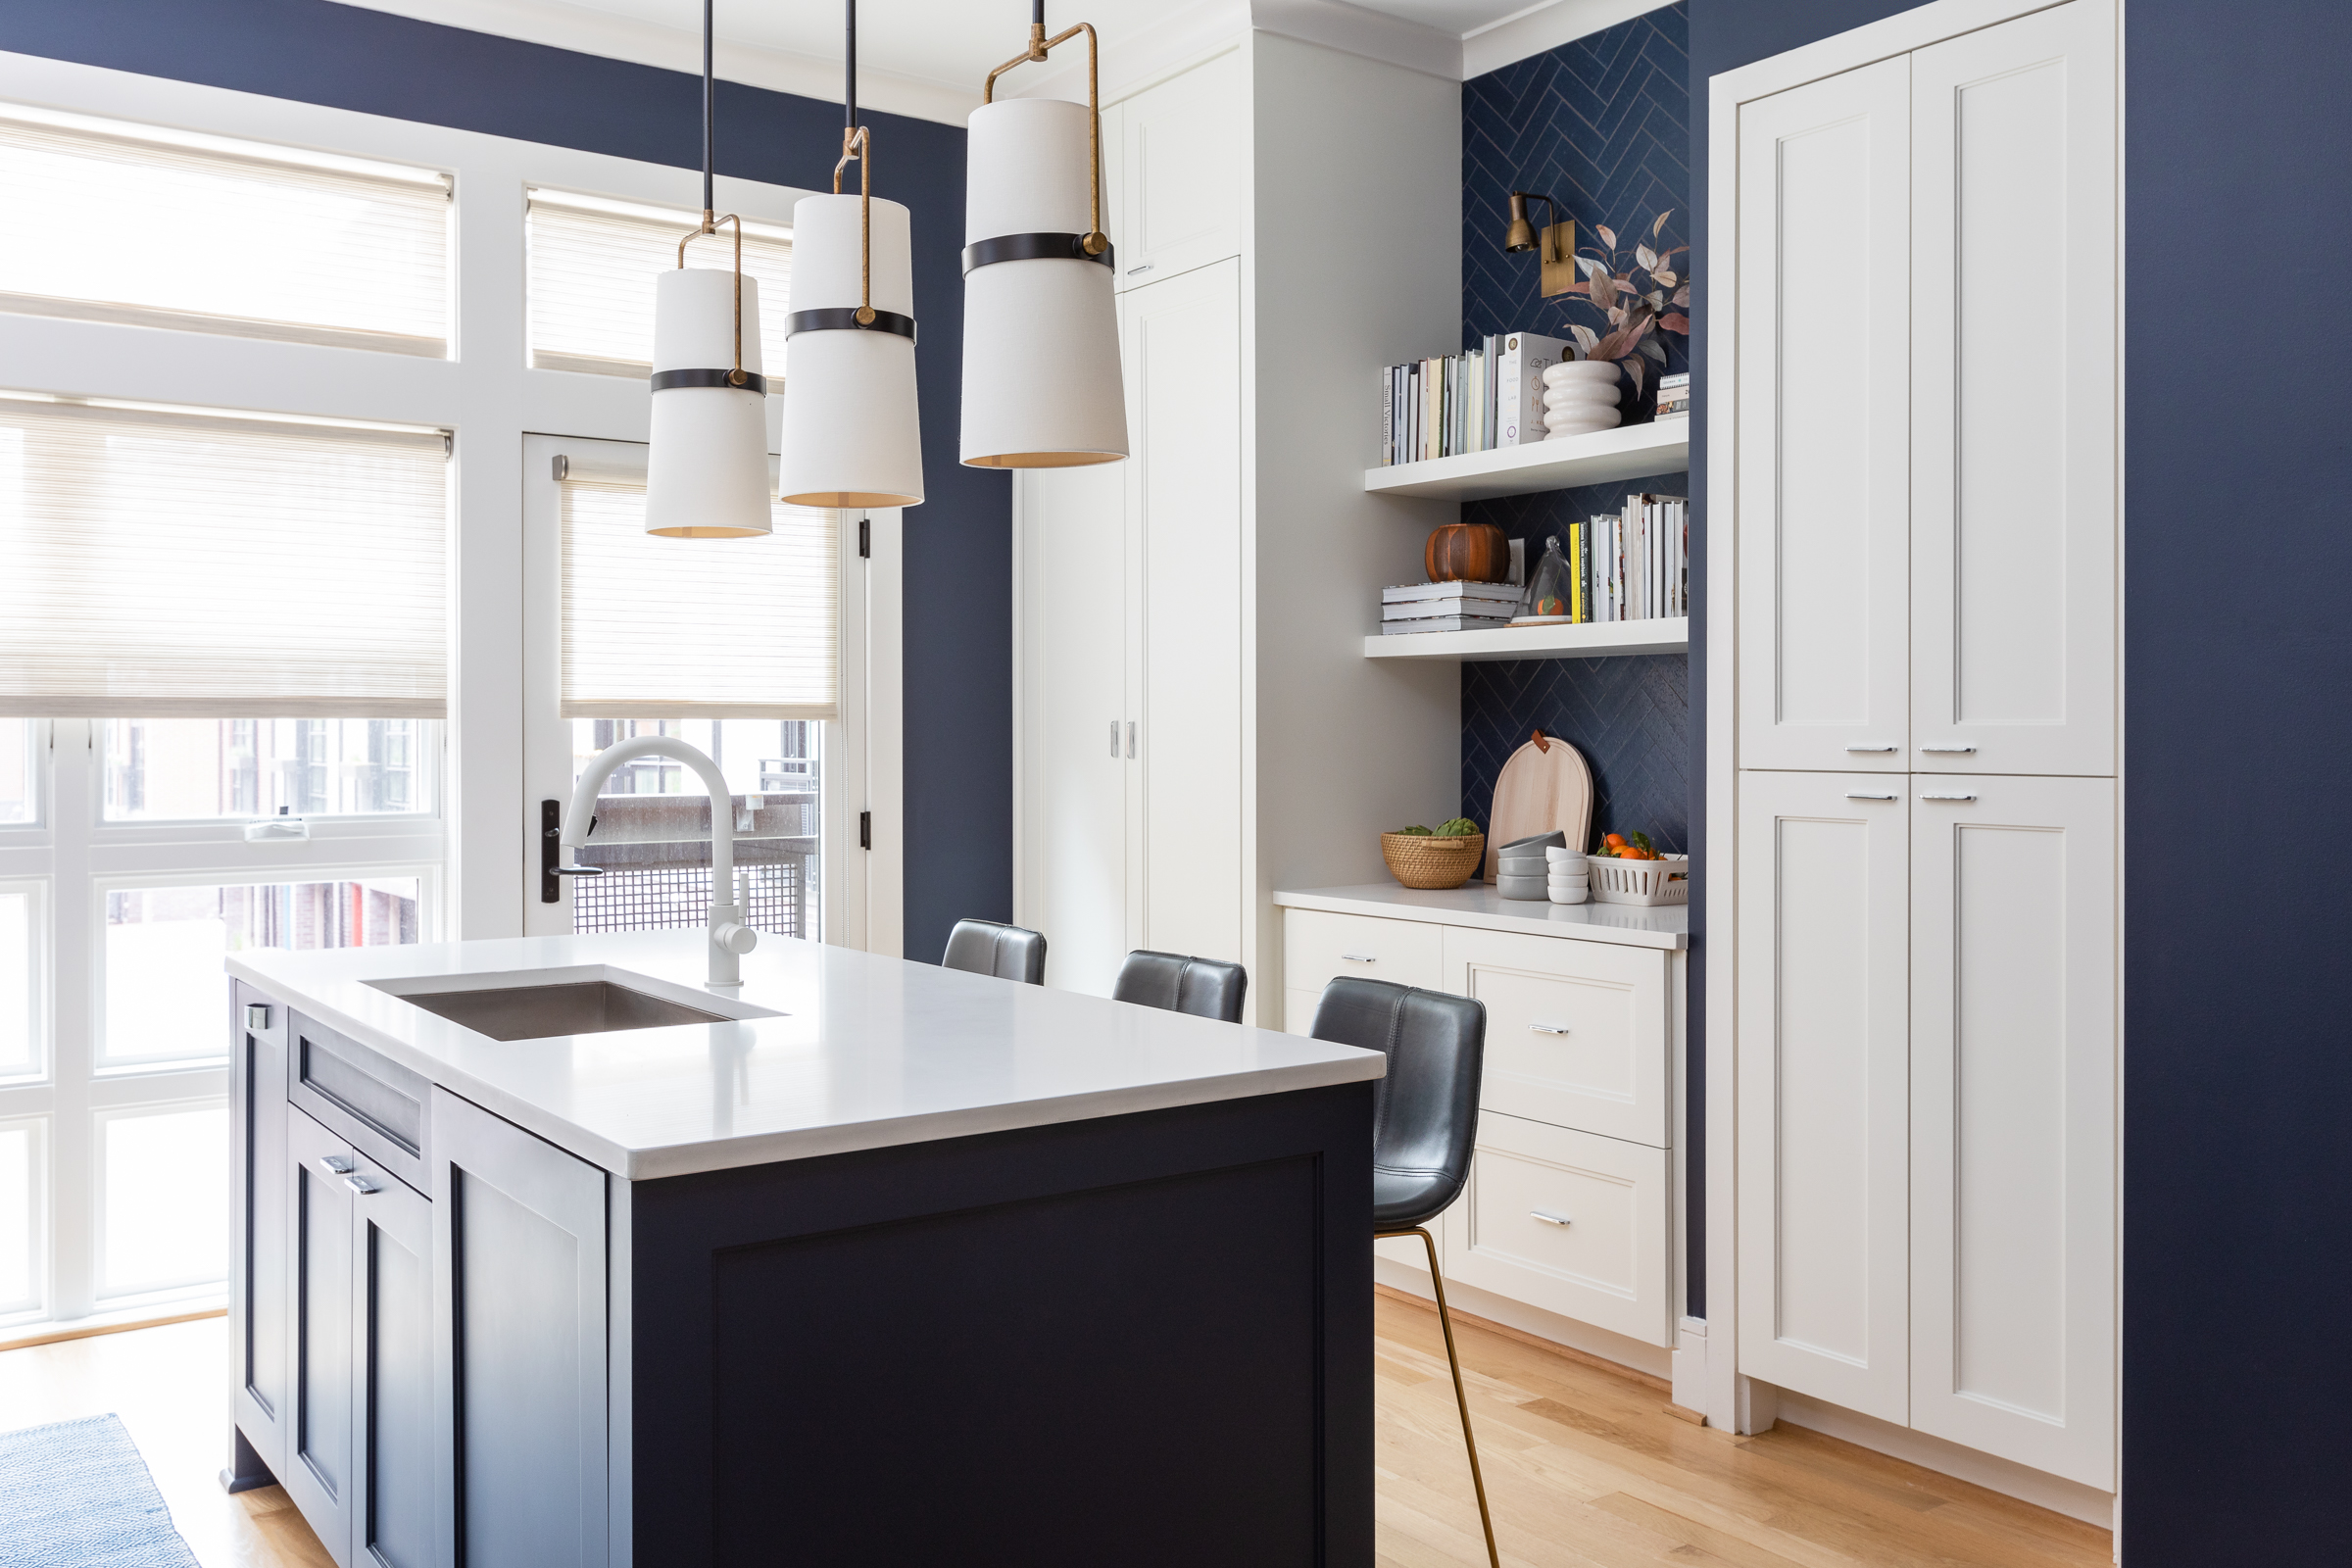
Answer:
1393;824;1433;836
1434;817;1480;837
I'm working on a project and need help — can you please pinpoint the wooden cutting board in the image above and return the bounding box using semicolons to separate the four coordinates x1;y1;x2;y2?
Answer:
1485;731;1593;882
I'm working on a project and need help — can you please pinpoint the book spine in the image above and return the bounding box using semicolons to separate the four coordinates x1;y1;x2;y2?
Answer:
1381;366;1394;466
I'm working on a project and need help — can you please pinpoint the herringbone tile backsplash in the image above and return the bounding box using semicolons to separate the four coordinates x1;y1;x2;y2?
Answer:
1456;6;1690;856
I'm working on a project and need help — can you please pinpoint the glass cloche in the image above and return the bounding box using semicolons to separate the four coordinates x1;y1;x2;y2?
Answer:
1513;533;1575;624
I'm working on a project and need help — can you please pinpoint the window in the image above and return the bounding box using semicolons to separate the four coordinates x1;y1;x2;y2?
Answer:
569;719;822;941
0;102;452;356
97;1103;226;1301
0;719;29;824
100;718;436;820
0;1118;40;1321
0;394;449;717
526;188;793;377
0;883;36;1082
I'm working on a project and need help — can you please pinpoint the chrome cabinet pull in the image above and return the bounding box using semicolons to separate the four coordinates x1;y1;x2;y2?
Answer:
1844;744;1897;754
1845;791;1898;801
1529;1022;1570;1035
1127;720;1137;760
1529;1210;1572;1227
244;1003;271;1031
1127;263;1154;275
1339;953;1378;964
1110;720;1119;758
1920;791;1977;802
342;1174;379;1196
317;1154;355;1176
1919;744;1977;754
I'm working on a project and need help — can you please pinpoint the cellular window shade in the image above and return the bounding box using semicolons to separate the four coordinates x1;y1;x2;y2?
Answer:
562;474;837;719
527;189;793;377
0;105;451;356
0;396;449;717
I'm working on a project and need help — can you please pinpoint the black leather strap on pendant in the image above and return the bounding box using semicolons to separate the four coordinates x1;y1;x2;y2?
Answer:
784;308;917;343
650;368;770;394
960;231;1115;275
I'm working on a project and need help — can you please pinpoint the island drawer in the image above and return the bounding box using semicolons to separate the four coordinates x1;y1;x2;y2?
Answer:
1282;907;1444;998
288;1010;431;1194
1442;926;1672;1149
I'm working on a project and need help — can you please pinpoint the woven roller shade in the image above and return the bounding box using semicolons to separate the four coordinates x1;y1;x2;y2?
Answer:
561;474;837;719
0;105;452;357
0;396;449;717
527;188;794;378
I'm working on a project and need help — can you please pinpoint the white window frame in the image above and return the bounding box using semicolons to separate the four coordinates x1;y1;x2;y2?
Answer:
0;50;906;1334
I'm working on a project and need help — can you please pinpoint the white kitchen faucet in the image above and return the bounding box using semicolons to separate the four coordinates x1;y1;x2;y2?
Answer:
559;735;759;985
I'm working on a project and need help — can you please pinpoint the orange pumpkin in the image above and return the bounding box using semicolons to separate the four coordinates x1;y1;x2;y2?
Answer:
1424;521;1511;584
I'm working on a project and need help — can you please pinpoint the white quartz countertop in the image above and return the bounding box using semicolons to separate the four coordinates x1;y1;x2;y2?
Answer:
229;931;1384;1181
1273;883;1689;951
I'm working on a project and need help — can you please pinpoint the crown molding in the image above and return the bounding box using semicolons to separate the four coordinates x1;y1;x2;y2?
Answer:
1462;0;1676;78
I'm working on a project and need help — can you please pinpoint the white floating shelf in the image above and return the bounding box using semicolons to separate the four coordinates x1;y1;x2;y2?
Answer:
1364;420;1690;501
1364;617;1689;663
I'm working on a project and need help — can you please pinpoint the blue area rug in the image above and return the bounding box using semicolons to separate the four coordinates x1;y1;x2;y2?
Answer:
0;1413;199;1567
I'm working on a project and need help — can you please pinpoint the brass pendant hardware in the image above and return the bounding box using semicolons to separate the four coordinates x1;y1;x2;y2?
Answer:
834;124;877;325
982;17;1106;261
674;210;750;385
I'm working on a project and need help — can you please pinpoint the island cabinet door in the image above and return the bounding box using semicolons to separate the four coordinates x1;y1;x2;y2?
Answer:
232;984;291;1477
431;1088;608;1568
285;1105;360;1568
348;1157;438;1568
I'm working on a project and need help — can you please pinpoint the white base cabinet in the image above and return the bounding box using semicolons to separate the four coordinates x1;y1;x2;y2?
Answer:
1277;892;1686;1348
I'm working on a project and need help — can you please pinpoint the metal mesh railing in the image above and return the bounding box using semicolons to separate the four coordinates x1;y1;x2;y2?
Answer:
572;861;810;940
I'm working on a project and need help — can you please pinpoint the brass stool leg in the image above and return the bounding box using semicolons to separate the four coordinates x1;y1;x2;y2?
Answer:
1381;1225;1500;1568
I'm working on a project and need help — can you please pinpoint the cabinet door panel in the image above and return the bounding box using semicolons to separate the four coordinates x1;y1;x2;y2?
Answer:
233;985;290;1474
1736;57;1910;772
352;1162;437;1568
1015;456;1129;997
1443;1113;1673;1348
1442;926;1671;1148
1736;771;1909;1423
1910;774;2114;1486
1911;0;2116;776
286;1106;357;1566
432;1089;607;1568
1126;260;1244;971
1119;50;1241;287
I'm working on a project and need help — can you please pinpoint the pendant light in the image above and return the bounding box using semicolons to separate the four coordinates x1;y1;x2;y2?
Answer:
958;4;1127;468
646;0;774;538
778;0;925;509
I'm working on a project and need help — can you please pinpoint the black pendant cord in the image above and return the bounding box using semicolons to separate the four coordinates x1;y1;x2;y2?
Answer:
844;0;858;138
701;0;713;214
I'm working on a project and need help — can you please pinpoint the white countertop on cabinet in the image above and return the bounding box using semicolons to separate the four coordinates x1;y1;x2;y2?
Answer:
229;932;1383;1181
1273;883;1689;951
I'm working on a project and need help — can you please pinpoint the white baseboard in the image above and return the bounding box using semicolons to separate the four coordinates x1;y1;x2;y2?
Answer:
1771;1389;2117;1531
1373;1255;1672;1383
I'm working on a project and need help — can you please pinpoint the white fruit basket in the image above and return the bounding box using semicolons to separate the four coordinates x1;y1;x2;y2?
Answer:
1586;852;1690;906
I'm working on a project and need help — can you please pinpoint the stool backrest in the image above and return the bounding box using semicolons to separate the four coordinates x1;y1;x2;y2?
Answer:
942;918;1048;984
1309;977;1485;1208
1112;951;1249;1023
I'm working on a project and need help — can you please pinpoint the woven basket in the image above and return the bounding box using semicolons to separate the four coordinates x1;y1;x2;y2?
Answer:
1381;832;1486;890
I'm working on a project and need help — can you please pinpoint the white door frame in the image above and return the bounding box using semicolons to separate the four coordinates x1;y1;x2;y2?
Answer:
1702;0;2126;1454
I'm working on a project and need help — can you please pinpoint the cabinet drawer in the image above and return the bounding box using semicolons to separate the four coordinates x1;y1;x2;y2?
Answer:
1444;1112;1673;1348
289;1011;431;1195
1282;908;1444;996
1443;927;1671;1147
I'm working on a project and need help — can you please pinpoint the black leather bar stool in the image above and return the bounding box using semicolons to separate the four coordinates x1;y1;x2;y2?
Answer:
1111;951;1249;1023
1310;977;1498;1568
941;918;1048;984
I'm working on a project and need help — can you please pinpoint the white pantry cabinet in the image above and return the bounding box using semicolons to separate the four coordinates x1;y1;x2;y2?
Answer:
1721;0;2119;1492
1016;32;1461;1008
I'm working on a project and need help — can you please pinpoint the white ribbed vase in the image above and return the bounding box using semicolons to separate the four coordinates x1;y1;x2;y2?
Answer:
646;267;772;537
1541;359;1624;438
960;97;1127;468
779;192;925;509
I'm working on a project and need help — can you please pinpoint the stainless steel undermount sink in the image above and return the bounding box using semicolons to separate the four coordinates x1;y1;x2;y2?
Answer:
369;967;781;1042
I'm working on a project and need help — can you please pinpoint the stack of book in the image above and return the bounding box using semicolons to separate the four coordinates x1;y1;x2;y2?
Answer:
1381;580;1520;635
1535;493;1690;624
1654;372;1691;419
1380;332;1573;465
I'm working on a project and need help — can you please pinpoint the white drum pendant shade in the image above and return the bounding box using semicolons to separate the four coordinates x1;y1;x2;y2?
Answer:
778;193;924;509
960;98;1127;468
646;267;772;537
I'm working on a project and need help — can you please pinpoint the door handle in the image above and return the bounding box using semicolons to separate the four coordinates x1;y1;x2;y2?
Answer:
1529;1210;1572;1227
317;1154;355;1176
1529;1022;1570;1035
342;1174;380;1196
1110;720;1119;759
1339;953;1378;963
1127;720;1137;760
1843;744;1897;754
1920;792;1977;802
1919;744;1977;754
1844;792;1898;801
1127;263;1153;276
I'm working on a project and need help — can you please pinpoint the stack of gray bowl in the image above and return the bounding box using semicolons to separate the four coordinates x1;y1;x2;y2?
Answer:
1494;831;1566;900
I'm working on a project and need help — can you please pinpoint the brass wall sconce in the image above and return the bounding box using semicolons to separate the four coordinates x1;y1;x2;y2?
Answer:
1503;191;1577;299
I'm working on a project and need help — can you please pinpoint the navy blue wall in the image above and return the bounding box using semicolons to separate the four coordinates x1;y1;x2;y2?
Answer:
0;0;1010;965
1693;0;2352;1554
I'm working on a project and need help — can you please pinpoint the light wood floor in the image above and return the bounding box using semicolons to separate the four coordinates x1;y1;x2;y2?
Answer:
0;1301;2110;1567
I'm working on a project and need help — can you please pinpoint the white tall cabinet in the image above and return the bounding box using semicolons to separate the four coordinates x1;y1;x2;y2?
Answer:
1718;0;2119;1493
1015;31;1461;1010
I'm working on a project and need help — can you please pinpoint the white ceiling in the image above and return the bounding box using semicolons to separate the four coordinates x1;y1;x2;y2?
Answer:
330;0;1661;122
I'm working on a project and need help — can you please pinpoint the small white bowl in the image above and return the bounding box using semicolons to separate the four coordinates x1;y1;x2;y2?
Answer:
1544;846;1584;864
1547;885;1589;906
